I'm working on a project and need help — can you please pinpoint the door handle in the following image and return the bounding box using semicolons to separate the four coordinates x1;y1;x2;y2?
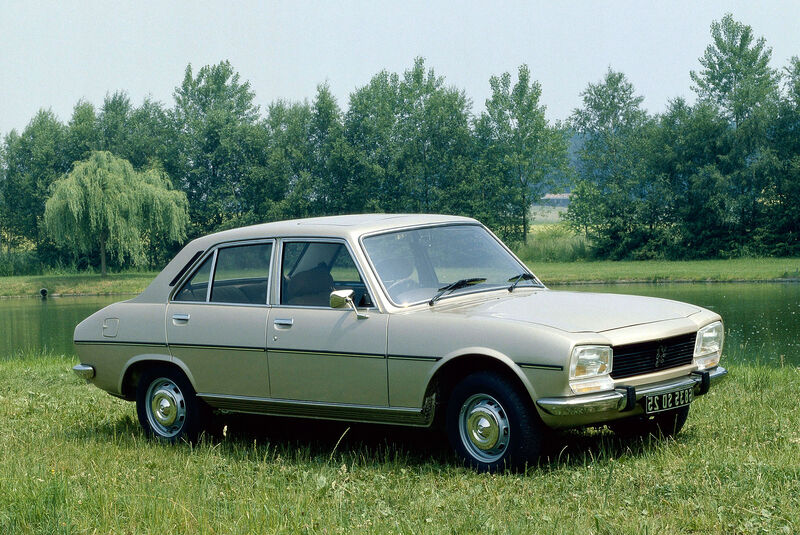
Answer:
172;313;190;323
273;318;294;328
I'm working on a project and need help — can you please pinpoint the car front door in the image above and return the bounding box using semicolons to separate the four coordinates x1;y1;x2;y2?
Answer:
267;239;388;406
166;240;274;398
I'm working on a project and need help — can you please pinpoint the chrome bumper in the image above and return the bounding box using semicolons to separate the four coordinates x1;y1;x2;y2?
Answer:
537;366;728;417
72;363;95;380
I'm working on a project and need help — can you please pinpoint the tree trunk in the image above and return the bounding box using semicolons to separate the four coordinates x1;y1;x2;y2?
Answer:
100;234;107;277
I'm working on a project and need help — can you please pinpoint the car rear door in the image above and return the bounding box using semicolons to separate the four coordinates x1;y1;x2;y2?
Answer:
166;240;274;398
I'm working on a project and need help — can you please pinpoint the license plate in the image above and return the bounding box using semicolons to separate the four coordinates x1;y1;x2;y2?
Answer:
645;386;693;414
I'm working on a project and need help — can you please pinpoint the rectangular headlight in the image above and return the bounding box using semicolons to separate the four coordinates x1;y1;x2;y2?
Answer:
570;345;612;379
694;321;723;370
569;345;613;394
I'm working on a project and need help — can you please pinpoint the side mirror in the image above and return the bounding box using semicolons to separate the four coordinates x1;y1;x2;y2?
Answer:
330;289;368;319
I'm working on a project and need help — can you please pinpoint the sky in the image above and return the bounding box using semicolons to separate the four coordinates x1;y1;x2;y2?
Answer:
2;0;800;135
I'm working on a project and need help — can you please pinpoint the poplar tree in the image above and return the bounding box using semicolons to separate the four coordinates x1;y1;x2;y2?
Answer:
44;151;189;275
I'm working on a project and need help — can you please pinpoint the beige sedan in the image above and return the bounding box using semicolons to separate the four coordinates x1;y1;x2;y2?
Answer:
73;214;726;471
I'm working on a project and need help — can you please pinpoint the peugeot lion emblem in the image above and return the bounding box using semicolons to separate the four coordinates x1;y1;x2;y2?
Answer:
654;344;667;368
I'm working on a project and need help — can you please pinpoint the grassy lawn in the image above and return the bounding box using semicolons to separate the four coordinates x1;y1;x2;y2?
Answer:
1;352;798;534
0;271;157;297
531;257;800;284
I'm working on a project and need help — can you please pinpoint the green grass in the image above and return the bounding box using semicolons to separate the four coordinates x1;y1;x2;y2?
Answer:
529;257;800;284
1;351;798;534
0;271;158;297
515;224;590;263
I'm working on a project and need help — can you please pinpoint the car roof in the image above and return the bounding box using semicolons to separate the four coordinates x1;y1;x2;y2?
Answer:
203;213;477;243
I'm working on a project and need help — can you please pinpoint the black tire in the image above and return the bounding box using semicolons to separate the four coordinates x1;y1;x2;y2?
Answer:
610;406;690;440
136;366;204;443
446;371;543;472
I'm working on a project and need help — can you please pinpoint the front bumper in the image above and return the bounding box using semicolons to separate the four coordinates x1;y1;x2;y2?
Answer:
537;365;727;417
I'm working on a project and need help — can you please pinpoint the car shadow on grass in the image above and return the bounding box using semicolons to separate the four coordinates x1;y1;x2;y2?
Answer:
207;412;455;468
199;412;690;472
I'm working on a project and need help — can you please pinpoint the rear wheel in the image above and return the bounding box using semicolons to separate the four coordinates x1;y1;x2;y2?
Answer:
446;371;543;472
136;366;204;443
610;406;690;440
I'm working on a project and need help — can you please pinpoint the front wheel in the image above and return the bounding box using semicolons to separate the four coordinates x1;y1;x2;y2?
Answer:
446;372;543;472
136;366;203;443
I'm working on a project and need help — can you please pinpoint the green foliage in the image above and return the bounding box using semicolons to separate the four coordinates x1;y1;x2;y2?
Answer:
690;13;780;127
514;224;590;263
171;61;261;234
0;250;41;276
568;69;653;258
478;65;571;242
0;110;68;247
567;14;799;259
43;151;189;275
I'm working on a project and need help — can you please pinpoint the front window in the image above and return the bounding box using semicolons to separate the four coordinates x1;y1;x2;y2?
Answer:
362;224;542;306
281;241;373;308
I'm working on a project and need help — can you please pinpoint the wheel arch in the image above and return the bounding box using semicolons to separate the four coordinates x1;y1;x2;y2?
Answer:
423;349;536;423
119;355;196;401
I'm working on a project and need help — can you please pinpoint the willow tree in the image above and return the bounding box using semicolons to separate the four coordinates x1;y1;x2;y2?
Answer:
44;151;189;275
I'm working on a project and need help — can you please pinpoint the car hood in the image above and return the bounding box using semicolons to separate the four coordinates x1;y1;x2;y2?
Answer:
438;289;702;333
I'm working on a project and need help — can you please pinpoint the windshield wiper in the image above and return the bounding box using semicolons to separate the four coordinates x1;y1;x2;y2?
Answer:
507;272;538;292
429;278;486;306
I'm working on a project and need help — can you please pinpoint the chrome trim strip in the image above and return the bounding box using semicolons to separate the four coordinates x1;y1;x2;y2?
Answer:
72;364;95;379
517;363;563;371
269;348;385;359
387;355;441;362
169;343;264;352
198;393;434;426
74;340;168;347
537;366;728;416
205;249;218;302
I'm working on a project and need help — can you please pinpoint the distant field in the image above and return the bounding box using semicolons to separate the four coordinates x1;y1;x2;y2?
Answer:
530;204;566;225
1;352;797;534
530;257;800;284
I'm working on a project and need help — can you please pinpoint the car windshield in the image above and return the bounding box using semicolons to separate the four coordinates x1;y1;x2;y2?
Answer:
362;224;542;306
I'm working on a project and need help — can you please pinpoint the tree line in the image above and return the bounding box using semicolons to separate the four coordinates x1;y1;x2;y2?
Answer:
565;14;800;259
0;13;798;274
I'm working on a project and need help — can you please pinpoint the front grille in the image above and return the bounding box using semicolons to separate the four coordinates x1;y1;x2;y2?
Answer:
611;332;696;379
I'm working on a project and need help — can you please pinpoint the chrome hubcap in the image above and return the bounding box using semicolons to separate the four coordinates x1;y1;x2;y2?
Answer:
145;378;186;437
459;393;510;463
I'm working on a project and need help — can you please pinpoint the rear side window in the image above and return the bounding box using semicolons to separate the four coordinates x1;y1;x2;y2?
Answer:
173;255;213;302
210;243;272;304
173;242;273;305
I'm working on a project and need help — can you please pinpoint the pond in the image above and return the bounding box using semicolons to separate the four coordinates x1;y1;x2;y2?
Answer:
1;282;798;366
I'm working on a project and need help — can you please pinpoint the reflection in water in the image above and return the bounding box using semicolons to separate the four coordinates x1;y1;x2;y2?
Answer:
1;282;798;366
1;296;120;358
